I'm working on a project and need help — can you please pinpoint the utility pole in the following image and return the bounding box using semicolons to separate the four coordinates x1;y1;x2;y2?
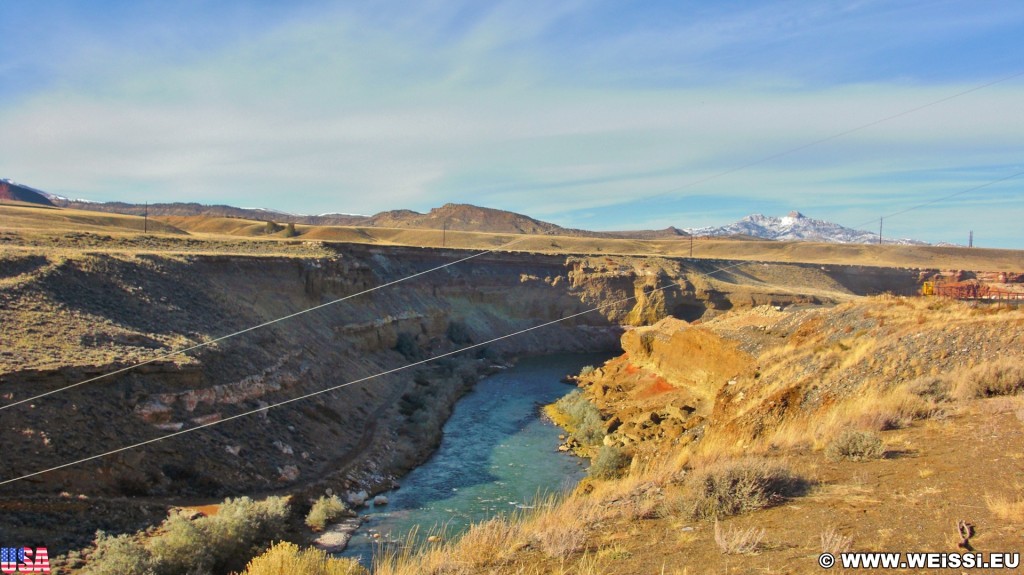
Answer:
144;202;148;233
689;233;694;258
878;217;883;245
442;219;447;248
969;230;973;248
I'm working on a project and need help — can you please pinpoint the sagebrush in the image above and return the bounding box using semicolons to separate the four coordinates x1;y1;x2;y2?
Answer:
589;445;631;480
240;541;366;575
82;496;290;575
825;430;884;462
306;495;347;532
686;458;806;520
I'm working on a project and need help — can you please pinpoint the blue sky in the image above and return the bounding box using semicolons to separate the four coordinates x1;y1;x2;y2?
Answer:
1;1;1022;247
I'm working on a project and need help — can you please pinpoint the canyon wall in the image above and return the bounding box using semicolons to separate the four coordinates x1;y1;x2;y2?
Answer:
0;243;921;547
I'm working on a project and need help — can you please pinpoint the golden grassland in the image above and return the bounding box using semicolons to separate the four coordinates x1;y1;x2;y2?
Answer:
4;202;1024;271
0;203;186;235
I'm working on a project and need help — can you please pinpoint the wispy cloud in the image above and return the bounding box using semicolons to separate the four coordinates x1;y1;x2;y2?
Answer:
0;0;1021;246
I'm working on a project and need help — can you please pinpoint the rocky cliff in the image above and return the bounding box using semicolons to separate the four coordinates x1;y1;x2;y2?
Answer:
0;242;922;548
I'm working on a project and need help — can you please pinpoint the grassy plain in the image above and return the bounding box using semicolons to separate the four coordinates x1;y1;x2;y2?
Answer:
4;202;1023;271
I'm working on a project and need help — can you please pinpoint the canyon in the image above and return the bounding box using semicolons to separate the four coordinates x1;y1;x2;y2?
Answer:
0;237;925;553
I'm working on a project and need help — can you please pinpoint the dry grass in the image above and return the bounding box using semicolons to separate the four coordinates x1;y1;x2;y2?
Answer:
985;494;1024;522
369;493;605;574
369;518;528;575
445;517;528;568
820;527;853;554
950;359;1024;400
0;203;185;235
526;495;600;558
6;202;1024;271
713;520;765;555
697;297;1024;460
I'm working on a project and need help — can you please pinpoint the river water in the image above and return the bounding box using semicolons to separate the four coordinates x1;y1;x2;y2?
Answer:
340;353;609;565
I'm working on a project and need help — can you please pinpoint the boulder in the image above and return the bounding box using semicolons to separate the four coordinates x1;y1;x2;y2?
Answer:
347;490;368;507
373;495;389;506
277;465;300;482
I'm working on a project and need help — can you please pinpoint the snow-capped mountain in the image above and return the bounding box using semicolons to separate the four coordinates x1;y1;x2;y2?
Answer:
685;211;928;245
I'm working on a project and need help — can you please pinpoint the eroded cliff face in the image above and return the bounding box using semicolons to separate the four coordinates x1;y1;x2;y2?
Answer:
0;243;923;548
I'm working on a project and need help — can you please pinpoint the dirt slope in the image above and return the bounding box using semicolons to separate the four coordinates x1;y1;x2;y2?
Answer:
353;297;1024;574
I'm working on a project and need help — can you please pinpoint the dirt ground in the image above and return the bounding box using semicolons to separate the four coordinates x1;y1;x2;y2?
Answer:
563;397;1024;574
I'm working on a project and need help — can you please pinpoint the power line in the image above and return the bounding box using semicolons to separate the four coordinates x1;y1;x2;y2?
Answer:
4;69;1021;481
0;259;753;487
0;236;528;412
4;159;1015;482
7;164;1019;413
848;169;1024;233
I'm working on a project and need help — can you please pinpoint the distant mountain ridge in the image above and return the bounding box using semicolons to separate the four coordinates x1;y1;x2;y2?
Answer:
686;211;927;245
3;178;934;244
0;179;55;206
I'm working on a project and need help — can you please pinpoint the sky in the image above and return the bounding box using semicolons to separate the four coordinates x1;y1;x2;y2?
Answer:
0;0;1021;247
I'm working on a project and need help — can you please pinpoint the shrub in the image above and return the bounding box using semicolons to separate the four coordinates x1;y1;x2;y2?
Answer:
240;542;367;575
687;458;806;520
551;391;604;447
82;532;155;575
148;512;210;575
952;360;1024;400
588;445;631;480
203;496;291;570
264;221;282;234
284;222;299;237
82;496;291;575
825;430;883;462
306;495;347;532
579;365;596;376
908;375;951;401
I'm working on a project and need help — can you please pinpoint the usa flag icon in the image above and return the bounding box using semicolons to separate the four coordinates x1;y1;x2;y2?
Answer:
0;546;50;573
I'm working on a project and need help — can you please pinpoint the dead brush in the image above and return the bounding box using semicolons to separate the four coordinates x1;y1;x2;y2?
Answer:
684;457;807;520
713;520;764;555
951;359;1024;400
824;430;884;462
